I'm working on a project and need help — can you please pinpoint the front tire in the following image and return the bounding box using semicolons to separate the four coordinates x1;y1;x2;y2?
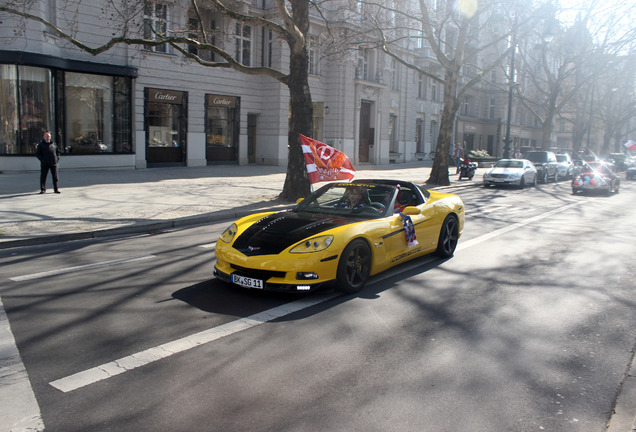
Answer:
436;215;459;258
336;239;371;293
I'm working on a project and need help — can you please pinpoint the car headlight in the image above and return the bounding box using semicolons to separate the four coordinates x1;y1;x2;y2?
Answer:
290;235;334;253
219;223;238;243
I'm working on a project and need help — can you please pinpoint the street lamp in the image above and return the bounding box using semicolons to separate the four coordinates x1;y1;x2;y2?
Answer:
503;17;518;159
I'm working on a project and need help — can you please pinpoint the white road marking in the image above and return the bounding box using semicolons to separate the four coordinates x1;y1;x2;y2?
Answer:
47;201;585;394
10;255;156;282
457;201;583;251
0;297;44;431
49;292;338;393
199;242;216;249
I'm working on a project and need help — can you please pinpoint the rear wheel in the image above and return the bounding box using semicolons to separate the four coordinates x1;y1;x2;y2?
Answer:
519;177;526;189
436;215;459;258
336;239;371;293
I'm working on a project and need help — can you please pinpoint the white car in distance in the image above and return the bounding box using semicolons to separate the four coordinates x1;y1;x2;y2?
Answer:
483;159;538;188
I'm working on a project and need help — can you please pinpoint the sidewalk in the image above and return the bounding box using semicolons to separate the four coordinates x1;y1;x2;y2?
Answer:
0;161;485;249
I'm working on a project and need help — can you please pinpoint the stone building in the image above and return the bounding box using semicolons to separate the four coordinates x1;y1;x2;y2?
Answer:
0;0;560;173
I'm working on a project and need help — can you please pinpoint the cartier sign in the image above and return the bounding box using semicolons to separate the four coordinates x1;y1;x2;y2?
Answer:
149;88;184;104
207;94;237;108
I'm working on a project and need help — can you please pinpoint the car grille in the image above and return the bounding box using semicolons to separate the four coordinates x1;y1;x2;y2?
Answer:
490;174;508;178
230;264;286;280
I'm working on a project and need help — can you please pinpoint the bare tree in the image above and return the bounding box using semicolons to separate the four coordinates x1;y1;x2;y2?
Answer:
0;0;314;200
333;0;518;185
596;53;636;154
516;0;636;153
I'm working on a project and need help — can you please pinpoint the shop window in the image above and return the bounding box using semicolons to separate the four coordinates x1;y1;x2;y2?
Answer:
146;88;186;164
206;94;238;163
0;65;19;155
113;77;133;153
66;73;132;154
0;65;132;156
65;73;113;153
12;66;54;155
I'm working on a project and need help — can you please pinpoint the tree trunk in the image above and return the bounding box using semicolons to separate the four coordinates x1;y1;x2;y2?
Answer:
280;0;312;202
427;68;459;186
541;89;559;150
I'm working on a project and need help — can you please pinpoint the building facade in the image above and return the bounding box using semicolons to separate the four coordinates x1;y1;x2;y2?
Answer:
0;0;557;174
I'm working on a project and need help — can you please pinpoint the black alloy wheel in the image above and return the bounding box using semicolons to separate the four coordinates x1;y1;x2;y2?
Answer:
336;239;371;293
436;215;459;258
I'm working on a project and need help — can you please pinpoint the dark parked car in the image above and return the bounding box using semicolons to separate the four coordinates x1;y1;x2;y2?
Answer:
608;153;630;171
525;151;559;183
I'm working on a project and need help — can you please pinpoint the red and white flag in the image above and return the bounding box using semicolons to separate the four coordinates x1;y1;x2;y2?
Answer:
300;134;356;184
623;140;636;151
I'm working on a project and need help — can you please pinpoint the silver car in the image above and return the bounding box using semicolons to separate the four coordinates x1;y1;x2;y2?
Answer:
483;159;538;188
556;154;574;179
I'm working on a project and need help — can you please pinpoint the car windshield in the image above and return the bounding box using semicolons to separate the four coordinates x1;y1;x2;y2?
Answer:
582;162;613;175
556;155;569;162
294;183;398;218
526;152;547;163
494;160;523;168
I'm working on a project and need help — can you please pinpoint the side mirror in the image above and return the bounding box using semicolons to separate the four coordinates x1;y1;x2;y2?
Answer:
401;206;421;216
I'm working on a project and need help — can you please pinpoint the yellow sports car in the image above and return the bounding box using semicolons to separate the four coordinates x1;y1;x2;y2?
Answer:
213;179;464;293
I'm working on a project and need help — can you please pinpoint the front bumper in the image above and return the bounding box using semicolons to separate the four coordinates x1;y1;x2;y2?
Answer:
213;241;341;292
483;176;522;186
213;265;333;292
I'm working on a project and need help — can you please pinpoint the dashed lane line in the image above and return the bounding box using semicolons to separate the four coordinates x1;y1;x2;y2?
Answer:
49;292;338;393
457;201;583;251
9;255;156;282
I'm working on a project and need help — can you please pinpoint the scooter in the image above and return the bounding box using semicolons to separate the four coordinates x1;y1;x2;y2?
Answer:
458;158;478;180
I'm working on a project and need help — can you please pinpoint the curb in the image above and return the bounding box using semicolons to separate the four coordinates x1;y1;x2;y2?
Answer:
607;347;636;432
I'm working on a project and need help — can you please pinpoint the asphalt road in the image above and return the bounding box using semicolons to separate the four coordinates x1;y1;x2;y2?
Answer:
1;179;635;431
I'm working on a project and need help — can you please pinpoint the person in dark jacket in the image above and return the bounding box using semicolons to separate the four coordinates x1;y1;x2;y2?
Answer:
36;131;61;194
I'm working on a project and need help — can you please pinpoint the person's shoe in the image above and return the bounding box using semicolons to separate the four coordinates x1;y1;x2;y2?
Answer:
40;190;45;194
54;190;61;194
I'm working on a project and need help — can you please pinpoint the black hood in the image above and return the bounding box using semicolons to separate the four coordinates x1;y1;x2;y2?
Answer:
233;210;354;256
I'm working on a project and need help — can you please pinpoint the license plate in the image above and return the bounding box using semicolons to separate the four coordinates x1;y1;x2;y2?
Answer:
493;179;505;182
231;274;263;289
